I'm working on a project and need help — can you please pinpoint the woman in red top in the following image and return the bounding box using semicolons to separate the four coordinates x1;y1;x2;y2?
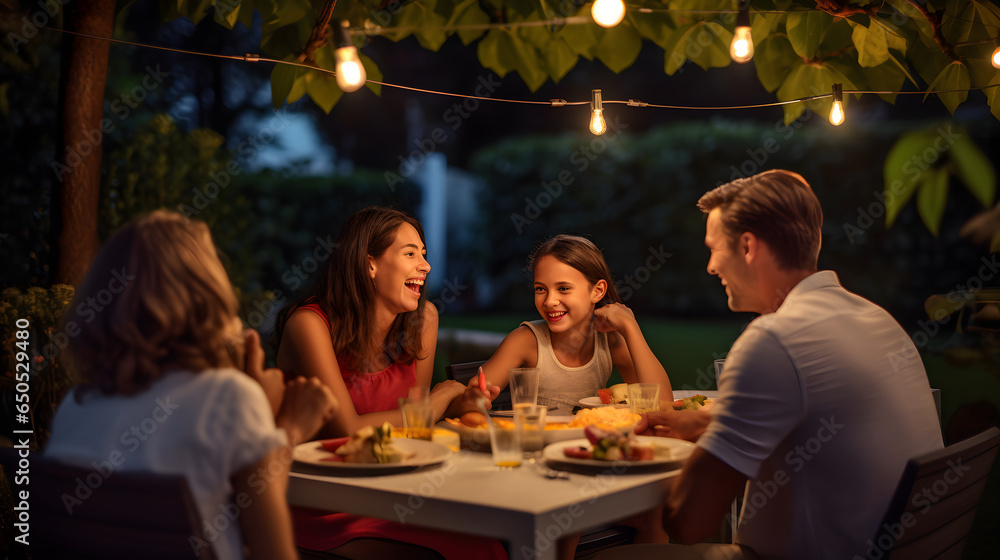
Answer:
274;206;491;435
273;206;505;559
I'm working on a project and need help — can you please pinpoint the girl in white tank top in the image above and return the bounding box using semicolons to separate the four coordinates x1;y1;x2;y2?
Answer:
478;235;673;415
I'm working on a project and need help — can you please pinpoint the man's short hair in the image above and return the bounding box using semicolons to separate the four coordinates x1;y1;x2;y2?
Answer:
697;169;823;271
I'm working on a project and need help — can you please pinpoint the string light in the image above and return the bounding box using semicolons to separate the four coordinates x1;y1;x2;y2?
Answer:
829;83;845;126
591;0;626;28
730;1;754;64
590;89;607;135
36;26;1000;126
992;41;1000;69
334;20;366;92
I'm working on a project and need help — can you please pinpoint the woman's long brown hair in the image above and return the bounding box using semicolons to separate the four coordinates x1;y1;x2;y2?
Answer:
273;207;429;372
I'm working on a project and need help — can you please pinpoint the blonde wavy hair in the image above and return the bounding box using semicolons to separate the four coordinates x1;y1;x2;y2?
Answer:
66;210;243;397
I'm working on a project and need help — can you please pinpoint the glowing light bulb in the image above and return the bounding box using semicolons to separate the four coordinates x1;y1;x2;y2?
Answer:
333;20;366;93
590;109;606;135
829;83;845;126
334;46;366;92
590;89;606;135
993;45;1000;69
730;26;754;63
591;0;625;28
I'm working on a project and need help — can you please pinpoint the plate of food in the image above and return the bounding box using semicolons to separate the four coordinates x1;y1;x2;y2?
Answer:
440;408;641;449
293;423;452;474
581;383;631;407
670;390;719;411
543;426;695;471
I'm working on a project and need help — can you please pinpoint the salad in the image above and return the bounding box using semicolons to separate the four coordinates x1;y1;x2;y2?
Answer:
563;425;655;461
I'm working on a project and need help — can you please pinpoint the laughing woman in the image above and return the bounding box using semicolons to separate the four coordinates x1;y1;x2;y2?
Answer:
273;206;505;559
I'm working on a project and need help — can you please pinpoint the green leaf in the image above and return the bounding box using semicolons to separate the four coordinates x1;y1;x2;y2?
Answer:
661;24;694;75
595;24;642;73
543;39;578;83
925;61;971;114
165;0;214;24
861;59;905;104
917;166;949;236
446;0;489;45
477;30;510;77
884;130;938;228
785;11;832;59
851;21;889;67
288;70;310;104
950;132;996;208
270;62;298;109
754;35;799;92
213;0;241;29
360;53;382;96
632;11;677;48
669;22;730;73
558;17;599;60
306;75;343;114
988;74;1000;121
493;30;547;91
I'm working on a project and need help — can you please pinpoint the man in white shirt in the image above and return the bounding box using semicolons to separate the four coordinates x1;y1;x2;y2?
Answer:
607;170;942;560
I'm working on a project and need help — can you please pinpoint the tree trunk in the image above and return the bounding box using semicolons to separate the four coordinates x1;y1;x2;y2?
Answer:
54;0;115;286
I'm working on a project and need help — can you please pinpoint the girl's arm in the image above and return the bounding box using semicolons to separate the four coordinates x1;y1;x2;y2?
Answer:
232;448;297;559
277;310;405;436
595;303;673;402
479;325;539;391
442;325;535;417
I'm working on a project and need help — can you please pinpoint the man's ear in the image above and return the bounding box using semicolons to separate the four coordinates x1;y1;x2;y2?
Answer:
741;232;757;264
591;279;608;303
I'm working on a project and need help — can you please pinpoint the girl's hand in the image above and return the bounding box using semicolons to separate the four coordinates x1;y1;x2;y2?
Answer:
242;329;284;415
277;377;338;446
593;302;638;333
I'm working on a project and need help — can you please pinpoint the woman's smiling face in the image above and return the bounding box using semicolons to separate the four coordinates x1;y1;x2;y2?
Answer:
533;255;605;334
370;223;430;315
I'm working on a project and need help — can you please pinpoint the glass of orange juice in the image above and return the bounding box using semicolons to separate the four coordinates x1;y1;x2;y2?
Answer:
489;422;521;468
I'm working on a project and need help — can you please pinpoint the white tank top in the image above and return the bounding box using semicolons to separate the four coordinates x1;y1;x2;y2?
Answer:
521;320;613;415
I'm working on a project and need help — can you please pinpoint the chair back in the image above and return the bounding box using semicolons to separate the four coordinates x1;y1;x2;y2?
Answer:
0;447;217;559
445;360;512;410
875;426;1000;559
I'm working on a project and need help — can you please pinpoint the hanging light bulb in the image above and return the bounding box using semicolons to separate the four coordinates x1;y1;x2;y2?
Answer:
591;0;626;28
829;83;845;126
730;2;753;63
334;20;366;92
589;89;606;135
992;43;1000;69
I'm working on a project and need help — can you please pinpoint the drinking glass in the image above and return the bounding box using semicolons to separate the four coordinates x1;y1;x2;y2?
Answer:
508;367;540;411
628;383;661;415
399;398;435;441
514;404;547;454
713;359;725;388
489;423;522;468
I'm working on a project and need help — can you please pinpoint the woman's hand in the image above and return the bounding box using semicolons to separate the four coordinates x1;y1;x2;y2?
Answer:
635;410;711;443
593;303;639;334
241;329;284;415
277;376;338;447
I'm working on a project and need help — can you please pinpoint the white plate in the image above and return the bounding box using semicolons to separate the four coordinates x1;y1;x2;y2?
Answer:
543;436;695;471
578;396;609;408
293;438;452;473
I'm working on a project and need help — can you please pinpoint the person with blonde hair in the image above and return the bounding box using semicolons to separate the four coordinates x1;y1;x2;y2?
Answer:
45;210;338;560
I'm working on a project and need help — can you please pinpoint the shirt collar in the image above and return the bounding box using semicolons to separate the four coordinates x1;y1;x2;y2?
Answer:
779;270;840;310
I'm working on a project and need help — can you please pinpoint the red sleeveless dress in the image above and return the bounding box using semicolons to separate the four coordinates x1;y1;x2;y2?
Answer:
290;303;507;560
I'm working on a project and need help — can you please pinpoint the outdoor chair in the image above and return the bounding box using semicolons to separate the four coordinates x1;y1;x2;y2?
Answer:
0;447;216;559
872;426;1000;559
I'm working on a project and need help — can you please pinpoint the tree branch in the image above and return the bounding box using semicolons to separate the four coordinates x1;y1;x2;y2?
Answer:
297;0;338;64
805;44;857;66
815;0;880;19
904;0;960;61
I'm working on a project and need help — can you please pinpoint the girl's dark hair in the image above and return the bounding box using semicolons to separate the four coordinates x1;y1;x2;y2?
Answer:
273;207;428;372
528;234;621;305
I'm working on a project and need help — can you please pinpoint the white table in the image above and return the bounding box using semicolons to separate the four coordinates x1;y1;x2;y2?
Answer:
288;450;681;560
